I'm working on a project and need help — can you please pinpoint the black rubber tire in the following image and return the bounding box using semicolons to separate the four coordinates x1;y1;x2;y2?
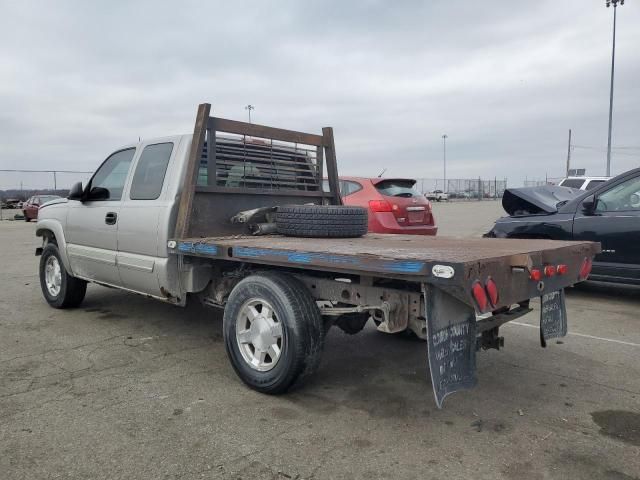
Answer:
39;243;87;309
223;272;324;394
275;205;368;238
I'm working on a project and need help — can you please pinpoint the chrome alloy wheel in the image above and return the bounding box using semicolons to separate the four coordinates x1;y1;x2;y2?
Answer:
44;255;62;297
235;298;283;371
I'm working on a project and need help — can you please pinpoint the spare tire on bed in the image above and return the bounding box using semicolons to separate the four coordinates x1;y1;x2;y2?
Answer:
276;205;368;238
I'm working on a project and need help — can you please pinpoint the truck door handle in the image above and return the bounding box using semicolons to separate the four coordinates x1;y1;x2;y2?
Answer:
105;212;117;225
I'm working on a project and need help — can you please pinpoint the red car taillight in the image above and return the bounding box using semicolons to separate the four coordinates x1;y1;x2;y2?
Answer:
544;265;556;277
556;264;568;275
472;281;489;312
368;200;393;212
579;258;592;280
485;278;499;307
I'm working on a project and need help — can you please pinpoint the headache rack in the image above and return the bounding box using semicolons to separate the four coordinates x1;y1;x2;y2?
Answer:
175;103;342;238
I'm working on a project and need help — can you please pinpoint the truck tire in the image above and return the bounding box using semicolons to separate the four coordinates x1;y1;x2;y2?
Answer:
223;272;324;394
275;205;368;238
39;243;87;308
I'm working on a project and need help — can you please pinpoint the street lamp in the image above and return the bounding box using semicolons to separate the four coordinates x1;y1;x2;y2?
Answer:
442;134;448;192
605;0;624;177
245;104;255;123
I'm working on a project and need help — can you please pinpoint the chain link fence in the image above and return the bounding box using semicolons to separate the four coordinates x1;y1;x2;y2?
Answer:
0;170;92;202
523;176;564;187
415;177;507;200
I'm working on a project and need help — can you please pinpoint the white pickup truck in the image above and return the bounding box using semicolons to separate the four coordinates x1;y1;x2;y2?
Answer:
34;103;598;407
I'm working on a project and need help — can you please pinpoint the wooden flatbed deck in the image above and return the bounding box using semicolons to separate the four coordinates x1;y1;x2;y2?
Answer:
171;234;598;279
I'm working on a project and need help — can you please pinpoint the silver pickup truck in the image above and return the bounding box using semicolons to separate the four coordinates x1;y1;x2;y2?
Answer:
35;103;599;407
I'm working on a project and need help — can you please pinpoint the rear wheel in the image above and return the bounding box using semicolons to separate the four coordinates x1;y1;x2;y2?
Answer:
39;243;87;308
223;272;324;394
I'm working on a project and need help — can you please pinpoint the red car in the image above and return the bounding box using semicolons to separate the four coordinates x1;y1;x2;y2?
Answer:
338;177;437;235
23;195;61;222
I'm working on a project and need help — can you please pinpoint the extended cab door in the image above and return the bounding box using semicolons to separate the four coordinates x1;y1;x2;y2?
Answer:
116;141;177;296
573;173;640;280
66;148;136;286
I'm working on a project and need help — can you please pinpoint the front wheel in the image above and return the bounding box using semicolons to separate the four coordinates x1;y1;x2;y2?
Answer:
223;272;324;394
39;243;87;308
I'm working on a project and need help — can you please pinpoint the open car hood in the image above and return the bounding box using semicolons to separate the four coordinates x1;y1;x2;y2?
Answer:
502;185;582;216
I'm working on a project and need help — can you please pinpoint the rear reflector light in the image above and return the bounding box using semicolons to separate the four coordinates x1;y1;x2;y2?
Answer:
544;265;556;277
485;278;499;307
557;264;568;275
530;268;542;281
369;200;393;212
472;281;489;312
579;258;592;280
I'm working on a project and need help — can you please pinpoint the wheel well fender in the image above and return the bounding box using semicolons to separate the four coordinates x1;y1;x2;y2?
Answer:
36;220;73;273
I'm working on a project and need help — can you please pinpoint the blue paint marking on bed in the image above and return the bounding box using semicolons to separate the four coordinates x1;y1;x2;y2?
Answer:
232;246;425;274
177;242;218;256
381;261;425;274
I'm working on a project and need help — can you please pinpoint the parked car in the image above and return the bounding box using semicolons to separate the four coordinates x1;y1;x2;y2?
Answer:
4;198;22;209
487;168;640;285
425;190;448;202
558;176;610;191
23;195;62;222
336;177;437;235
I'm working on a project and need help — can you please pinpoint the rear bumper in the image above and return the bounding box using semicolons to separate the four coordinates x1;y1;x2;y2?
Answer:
370;212;437;235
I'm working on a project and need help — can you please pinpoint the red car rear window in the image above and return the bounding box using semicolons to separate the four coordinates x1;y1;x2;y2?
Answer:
375;180;418;198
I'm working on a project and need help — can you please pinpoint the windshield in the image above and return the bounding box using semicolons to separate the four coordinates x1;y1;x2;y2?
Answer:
559;179;584;189
375;179;418;198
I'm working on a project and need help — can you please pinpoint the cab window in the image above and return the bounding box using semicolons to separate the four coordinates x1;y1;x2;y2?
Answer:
596;176;640;212
90;149;136;201
130;143;174;200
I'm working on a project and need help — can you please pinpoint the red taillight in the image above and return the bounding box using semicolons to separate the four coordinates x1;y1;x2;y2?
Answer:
472;281;489;312
557;264;568;275
544;265;556;277
530;268;542;281
485;278;499;307
579;258;592;280
369;200;393;212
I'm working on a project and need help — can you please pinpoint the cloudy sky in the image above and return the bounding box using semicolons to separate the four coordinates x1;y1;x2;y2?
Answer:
1;0;639;189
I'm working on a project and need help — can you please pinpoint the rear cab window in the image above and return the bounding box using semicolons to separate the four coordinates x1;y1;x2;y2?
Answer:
375;179;419;198
130;143;174;200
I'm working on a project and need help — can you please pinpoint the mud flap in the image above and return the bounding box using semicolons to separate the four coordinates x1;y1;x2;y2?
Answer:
425;286;477;408
539;289;567;348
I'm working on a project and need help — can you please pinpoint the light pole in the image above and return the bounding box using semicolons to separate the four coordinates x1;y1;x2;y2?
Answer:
605;0;624;177
245;104;255;123
442;134;448;192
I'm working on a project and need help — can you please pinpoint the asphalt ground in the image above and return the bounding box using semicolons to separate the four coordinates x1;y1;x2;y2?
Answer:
1;201;639;480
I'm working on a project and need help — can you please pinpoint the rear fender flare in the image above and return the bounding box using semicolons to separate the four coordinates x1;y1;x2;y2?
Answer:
36;220;73;274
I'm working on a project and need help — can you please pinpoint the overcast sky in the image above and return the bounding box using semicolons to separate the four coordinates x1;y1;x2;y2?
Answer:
1;0;639;189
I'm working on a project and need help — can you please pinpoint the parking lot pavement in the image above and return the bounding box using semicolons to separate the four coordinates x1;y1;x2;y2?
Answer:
430;200;504;237
1;212;639;480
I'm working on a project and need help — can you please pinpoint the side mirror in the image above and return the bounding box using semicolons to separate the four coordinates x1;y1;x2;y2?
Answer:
582;195;596;215
68;182;84;200
87;186;109;201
